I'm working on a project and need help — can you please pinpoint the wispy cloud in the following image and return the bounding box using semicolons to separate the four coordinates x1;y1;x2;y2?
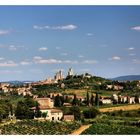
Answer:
86;33;94;36
20;60;32;66
0;57;4;61
128;47;135;51
9;45;17;51
63;60;78;64
33;56;78;64
33;56;98;65
0;29;12;35
131;26;140;31
0;70;22;74
132;59;140;64
78;55;84;58
0;60;18;67
39;47;48;51
129;53;136;56
82;60;98;64
109;56;121;61
33;24;77;31
60;53;68;56
35;59;62;64
56;47;61;50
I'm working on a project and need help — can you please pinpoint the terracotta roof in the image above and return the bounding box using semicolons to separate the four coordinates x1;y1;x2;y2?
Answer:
51;109;63;113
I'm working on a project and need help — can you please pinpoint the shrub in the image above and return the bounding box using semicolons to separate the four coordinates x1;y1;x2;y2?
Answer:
83;107;100;119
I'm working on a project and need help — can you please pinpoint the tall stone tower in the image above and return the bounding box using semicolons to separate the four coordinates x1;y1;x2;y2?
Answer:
68;68;74;76
54;70;64;81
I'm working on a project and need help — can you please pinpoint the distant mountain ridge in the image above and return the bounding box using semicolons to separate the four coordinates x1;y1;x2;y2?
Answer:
0;80;34;85
111;75;140;81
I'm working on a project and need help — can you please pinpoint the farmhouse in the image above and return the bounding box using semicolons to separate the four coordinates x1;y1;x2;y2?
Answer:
36;107;63;121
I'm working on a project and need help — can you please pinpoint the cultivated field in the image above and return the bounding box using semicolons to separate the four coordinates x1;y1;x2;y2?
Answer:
99;104;140;112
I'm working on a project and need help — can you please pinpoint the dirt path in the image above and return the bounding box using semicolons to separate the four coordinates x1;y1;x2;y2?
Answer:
99;104;140;113
71;124;92;135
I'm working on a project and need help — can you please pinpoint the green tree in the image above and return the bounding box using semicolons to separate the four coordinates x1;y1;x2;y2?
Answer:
72;94;78;106
83;107;100;119
54;94;62;107
86;91;90;106
34;102;41;118
15;101;34;119
90;94;94;106
70;106;81;120
95;92;99;108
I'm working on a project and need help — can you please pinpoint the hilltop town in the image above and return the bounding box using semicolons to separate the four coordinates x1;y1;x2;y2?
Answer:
0;68;140;134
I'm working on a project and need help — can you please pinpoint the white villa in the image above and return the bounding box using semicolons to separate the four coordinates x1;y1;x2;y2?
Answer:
35;107;63;122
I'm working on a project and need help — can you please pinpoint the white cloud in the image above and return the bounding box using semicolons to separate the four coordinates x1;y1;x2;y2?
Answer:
0;30;11;35
9;45;17;51
82;60;98;64
20;61;32;65
78;55;84;58
128;47;135;51
0;60;18;67
35;59;62;64
56;47;61;50
109;56;121;61
33;24;77;31
0;70;22;74
0;57;4;61
33;56;79;64
60;53;68;56
132;59;140;64
131;26;140;31
33;56;42;60
33;25;50;30
63;60;78;64
39;47;48;51
86;33;93;36
129;53;136;56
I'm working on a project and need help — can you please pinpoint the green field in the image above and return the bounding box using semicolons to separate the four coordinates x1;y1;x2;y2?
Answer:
0;120;81;135
81;112;140;135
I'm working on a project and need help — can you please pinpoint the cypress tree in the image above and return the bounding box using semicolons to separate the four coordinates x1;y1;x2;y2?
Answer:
72;94;78;106
86;91;90;106
54;94;62;107
95;92;99;108
90;94;94;106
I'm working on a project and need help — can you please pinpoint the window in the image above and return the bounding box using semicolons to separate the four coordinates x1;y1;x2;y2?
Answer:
58;117;59;120
52;117;54;121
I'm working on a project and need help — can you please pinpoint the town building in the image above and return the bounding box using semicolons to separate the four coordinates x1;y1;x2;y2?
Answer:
67;68;74;76
54;70;64;81
35;107;63;122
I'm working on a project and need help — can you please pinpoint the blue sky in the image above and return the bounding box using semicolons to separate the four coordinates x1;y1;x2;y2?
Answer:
0;6;140;81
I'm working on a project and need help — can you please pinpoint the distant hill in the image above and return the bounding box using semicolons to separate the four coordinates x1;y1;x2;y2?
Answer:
0;80;34;85
111;75;140;81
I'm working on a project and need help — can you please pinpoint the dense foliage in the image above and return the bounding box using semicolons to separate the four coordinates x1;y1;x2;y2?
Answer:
83;107;100;119
0;99;13;122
